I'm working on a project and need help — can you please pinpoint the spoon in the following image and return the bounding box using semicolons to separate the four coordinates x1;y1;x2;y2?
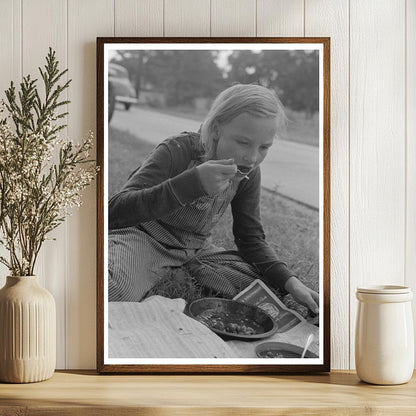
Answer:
300;333;314;358
236;168;250;180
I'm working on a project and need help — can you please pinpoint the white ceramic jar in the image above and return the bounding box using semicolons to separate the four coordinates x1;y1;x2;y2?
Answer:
355;285;414;385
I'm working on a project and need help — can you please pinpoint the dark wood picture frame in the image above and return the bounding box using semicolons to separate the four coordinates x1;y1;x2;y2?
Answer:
96;37;330;374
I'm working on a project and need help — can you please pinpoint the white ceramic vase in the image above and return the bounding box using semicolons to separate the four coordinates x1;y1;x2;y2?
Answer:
0;276;56;383
355;285;414;385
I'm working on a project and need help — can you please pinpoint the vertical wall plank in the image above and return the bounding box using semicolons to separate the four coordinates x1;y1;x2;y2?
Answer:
0;0;13;103
0;0;21;288
0;0;21;100
257;0;303;36
115;0;163;36
305;0;350;370
406;0;416;365
21;0;67;369
67;0;113;369
350;0;406;369
0;0;413;371
165;0;210;36
211;0;255;36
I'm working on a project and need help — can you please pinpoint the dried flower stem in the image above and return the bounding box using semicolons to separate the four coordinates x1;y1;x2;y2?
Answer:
0;48;97;276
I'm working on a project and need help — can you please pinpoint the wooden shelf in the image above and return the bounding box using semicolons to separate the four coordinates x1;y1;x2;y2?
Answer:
0;370;415;415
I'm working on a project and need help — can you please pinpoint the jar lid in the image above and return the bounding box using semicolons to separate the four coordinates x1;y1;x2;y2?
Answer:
356;285;411;294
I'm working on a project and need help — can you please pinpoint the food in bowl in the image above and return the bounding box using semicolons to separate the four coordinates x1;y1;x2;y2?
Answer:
255;341;318;359
257;349;300;358
196;309;261;335
187;298;277;341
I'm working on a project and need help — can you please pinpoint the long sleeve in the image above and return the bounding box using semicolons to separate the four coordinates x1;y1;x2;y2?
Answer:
109;139;207;230
231;167;293;290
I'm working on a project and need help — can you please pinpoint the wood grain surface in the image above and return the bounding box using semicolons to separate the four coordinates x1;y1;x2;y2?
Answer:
211;0;256;37
0;370;415;415
0;0;414;371
305;0;350;371
115;0;163;37
165;0;210;37
67;0;113;370
349;0;406;369
406;0;416;367
257;0;304;37
22;0;68;369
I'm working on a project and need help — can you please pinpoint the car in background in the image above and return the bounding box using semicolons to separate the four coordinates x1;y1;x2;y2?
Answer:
108;63;138;122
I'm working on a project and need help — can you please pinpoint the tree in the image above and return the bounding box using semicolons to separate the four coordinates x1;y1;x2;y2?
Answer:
114;50;226;107
111;50;151;98
145;50;225;106
227;50;319;114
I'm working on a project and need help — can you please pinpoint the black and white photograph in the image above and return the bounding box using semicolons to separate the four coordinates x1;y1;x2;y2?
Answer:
97;38;330;373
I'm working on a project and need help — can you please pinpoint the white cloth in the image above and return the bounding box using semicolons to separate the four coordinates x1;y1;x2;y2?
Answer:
108;295;238;358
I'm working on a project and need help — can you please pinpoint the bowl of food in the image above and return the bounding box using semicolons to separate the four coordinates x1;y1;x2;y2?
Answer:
255;341;319;358
187;297;277;341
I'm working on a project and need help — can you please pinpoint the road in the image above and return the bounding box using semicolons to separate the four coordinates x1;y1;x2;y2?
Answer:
111;106;319;209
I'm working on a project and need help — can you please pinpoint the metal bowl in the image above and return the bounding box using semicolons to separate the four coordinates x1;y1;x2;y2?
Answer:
255;341;319;358
187;297;278;341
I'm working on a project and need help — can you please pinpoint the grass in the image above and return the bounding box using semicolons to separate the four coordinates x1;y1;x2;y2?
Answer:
283;108;319;147
109;126;319;317
108;127;154;199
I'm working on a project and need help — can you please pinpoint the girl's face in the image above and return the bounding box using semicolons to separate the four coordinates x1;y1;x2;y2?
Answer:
214;113;277;174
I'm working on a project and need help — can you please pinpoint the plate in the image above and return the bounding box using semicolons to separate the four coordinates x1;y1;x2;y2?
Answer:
255;341;319;358
187;297;277;341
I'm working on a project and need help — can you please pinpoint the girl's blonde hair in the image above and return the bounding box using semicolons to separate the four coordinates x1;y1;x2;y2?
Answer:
200;84;286;160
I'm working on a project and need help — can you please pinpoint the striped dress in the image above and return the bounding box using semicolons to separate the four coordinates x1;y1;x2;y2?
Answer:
108;132;292;302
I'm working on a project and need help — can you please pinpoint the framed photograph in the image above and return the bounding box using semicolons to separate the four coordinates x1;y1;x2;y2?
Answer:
96;37;330;373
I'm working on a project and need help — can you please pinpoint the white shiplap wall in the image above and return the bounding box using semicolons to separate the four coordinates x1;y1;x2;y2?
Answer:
0;0;414;370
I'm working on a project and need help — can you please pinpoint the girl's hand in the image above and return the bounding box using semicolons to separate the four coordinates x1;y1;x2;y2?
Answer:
284;276;319;314
196;159;237;195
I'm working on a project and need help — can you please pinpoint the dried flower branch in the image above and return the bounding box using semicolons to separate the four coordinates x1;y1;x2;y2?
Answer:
0;48;97;276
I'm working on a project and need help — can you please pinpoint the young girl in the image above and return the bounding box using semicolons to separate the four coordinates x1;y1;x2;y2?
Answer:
108;84;319;314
